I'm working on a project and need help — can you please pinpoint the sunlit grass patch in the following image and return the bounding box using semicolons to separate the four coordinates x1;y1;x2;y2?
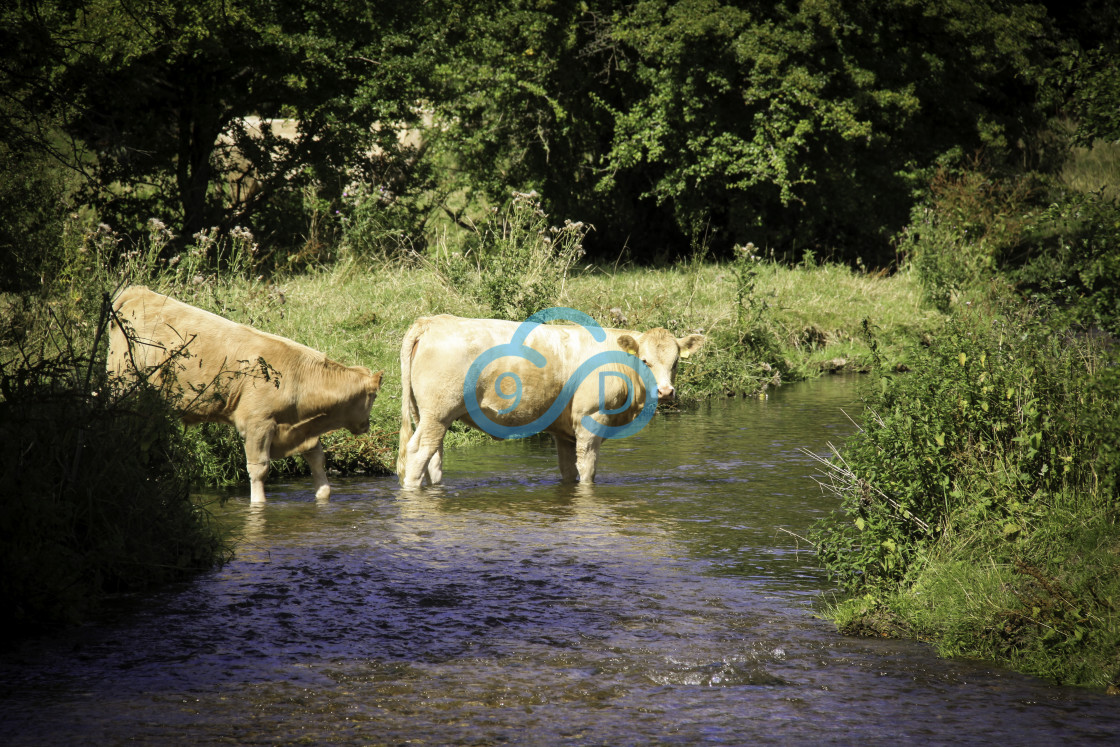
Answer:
1062;138;1120;201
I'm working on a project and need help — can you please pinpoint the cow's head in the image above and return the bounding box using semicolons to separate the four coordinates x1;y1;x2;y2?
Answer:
345;368;384;434
616;329;704;404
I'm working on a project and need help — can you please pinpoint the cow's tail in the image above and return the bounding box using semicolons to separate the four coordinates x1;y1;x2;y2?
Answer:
396;317;426;481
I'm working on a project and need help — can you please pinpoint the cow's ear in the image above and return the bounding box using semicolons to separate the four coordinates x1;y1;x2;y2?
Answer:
616;334;640;356
677;334;704;359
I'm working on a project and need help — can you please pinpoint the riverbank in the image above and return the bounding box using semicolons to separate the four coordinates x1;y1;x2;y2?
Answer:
183;255;939;468
0;235;940;634
809;294;1120;693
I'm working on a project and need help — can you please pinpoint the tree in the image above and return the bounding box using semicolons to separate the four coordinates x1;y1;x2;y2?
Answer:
434;0;1056;265
0;0;435;257
1042;0;1120;144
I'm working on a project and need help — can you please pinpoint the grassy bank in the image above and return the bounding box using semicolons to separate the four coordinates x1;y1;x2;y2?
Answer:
810;162;1120;692
106;197;937;481
170;254;935;472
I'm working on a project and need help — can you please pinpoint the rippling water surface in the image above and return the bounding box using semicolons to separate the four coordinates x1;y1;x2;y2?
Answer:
2;376;1117;745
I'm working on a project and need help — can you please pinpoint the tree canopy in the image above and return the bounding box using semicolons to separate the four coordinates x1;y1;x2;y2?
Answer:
2;0;1116;273
2;0;432;246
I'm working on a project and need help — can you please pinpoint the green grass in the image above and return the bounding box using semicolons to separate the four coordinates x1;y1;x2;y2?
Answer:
1062;138;1120;201
180;257;938;451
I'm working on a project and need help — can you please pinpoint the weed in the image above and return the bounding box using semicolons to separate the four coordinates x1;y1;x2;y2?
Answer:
434;191;589;319
811;302;1120;688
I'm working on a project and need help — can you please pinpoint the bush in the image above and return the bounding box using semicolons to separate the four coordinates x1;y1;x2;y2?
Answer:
898;168;1031;311
812;305;1111;589
681;243;789;398
1010;189;1120;336
337;182;431;264
434;190;589;320
810;303;1120;688
0;294;231;632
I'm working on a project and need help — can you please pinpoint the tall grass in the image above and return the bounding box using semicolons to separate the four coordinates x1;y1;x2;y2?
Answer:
1062;139;1120;201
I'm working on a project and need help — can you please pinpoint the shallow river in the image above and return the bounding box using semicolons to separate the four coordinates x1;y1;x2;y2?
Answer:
2;376;1117;745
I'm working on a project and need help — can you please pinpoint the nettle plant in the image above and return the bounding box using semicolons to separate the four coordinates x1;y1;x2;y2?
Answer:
810;306;1104;592
439;190;590;320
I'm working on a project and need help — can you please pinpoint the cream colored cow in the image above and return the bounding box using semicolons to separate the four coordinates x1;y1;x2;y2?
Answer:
397;313;703;488
108;286;383;502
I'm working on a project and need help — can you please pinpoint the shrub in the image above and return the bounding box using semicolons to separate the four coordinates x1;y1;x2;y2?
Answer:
337;182;429;264
1010;189;1120;336
0;294;231;632
682;243;788;398
434;191;589;320
899;168;1031;311
811;305;1111;591
810;302;1120;688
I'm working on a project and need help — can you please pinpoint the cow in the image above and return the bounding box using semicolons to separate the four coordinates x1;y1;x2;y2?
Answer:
397;312;704;489
107;286;383;503
215;117;303;213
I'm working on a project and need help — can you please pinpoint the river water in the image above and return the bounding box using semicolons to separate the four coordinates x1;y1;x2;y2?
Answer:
1;376;1117;745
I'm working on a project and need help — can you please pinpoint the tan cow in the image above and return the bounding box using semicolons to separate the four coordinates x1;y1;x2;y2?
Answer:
108;286;383;502
215;117;302;212
397;313;703;488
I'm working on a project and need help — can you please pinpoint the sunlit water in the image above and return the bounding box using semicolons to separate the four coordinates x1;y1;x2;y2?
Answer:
2;376;1117;745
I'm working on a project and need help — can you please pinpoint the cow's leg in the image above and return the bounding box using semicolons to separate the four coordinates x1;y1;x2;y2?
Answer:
242;423;275;503
401;417;448;489
553;434;578;483
304;441;330;501
575;429;604;483
427;442;445;485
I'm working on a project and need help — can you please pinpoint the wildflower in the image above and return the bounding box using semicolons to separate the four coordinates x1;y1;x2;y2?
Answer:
230;226;256;245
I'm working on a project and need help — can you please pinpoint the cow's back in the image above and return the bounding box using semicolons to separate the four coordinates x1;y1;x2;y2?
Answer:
405;315;644;437
108;286;322;422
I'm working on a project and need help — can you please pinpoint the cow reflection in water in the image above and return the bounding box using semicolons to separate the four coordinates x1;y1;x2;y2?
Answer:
397;314;703;489
108;286;383;503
